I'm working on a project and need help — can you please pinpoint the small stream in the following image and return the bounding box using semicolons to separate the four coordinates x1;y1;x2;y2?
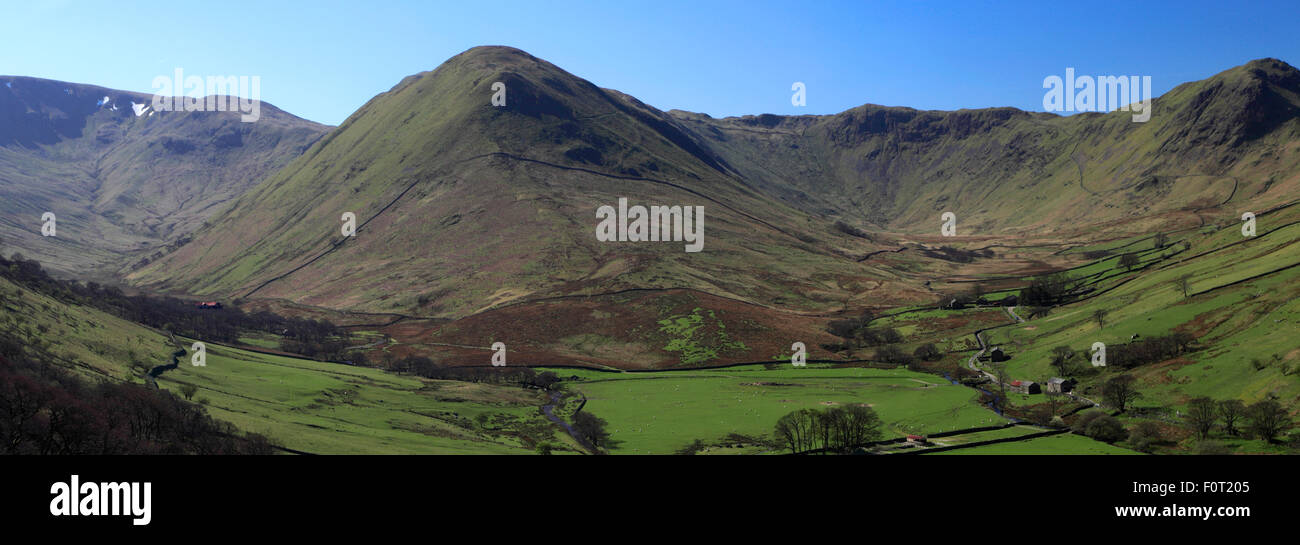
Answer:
145;348;187;387
542;391;598;453
942;372;1016;420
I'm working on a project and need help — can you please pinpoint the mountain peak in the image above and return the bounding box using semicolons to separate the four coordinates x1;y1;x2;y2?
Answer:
1243;57;1297;72
446;45;546;69
1237;57;1300;89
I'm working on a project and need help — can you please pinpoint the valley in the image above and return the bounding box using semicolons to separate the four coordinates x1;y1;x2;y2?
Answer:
0;75;329;280
2;46;1298;456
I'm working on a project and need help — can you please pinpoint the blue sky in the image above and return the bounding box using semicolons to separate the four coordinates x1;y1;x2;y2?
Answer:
3;0;1298;125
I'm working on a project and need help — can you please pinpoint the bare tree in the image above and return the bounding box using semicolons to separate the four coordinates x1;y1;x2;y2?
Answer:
1218;399;1246;436
1186;397;1218;439
1093;309;1109;329
837;404;882;450
1103;374;1141;412
1173;274;1193;299
990;361;1010;410
774;409;817;454
1043;390;1066;420
1050;346;1075;377
813;408;836;454
1246;400;1290;443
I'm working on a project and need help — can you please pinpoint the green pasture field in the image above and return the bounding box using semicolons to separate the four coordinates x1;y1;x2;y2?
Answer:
160;340;558;454
544;364;1006;454
930;432;1139;454
1;277;564;454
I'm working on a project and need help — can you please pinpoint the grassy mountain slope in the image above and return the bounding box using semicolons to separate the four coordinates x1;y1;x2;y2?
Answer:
128;46;912;317
10;49;1298;451
122;49;1300;374
999;202;1300;411
0;272;568;454
862;199;1300;452
132;52;1300;318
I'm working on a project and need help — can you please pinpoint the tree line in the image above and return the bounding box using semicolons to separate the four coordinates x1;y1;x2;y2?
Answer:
1;253;348;358
1104;333;1196;369
1048;333;1196;377
773;405;883;454
1185;397;1291;443
1019;272;1081;306
389;355;562;390
823;311;904;352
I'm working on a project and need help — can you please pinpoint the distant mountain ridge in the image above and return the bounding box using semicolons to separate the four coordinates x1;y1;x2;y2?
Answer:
669;57;1300;232
125;48;1300;321
0;75;330;279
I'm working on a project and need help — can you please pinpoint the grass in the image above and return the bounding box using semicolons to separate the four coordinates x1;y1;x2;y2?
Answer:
868;205;1300;455
237;333;281;349
993;215;1300;416
931;432;1139;454
546;363;1005;454
926;425;1042;446
9;155;1299;457
163;340;554;454
12;206;1297;455
126;46;904;321
1;276;564;454
657;306;747;365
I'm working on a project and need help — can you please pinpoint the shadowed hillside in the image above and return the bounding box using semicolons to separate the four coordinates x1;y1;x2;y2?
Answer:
0;76;330;279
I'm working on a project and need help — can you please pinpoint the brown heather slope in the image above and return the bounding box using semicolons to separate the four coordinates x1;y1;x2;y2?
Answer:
377;288;846;369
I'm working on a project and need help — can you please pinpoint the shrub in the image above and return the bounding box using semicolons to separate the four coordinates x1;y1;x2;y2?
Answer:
1127;421;1162;453
1020;272;1077;306
1071;409;1106;434
912;343;943;362
675;439;706;455
874;345;915;366
1085;415;1128;443
1194;440;1230;455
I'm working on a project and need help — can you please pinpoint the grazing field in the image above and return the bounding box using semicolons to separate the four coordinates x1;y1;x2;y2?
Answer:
926;425;1044;446
930;432;1139;455
547;364;1005;454
0;276;564;454
164;341;556;454
0;276;166;382
8;195;1297;456
986;208;1300;415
